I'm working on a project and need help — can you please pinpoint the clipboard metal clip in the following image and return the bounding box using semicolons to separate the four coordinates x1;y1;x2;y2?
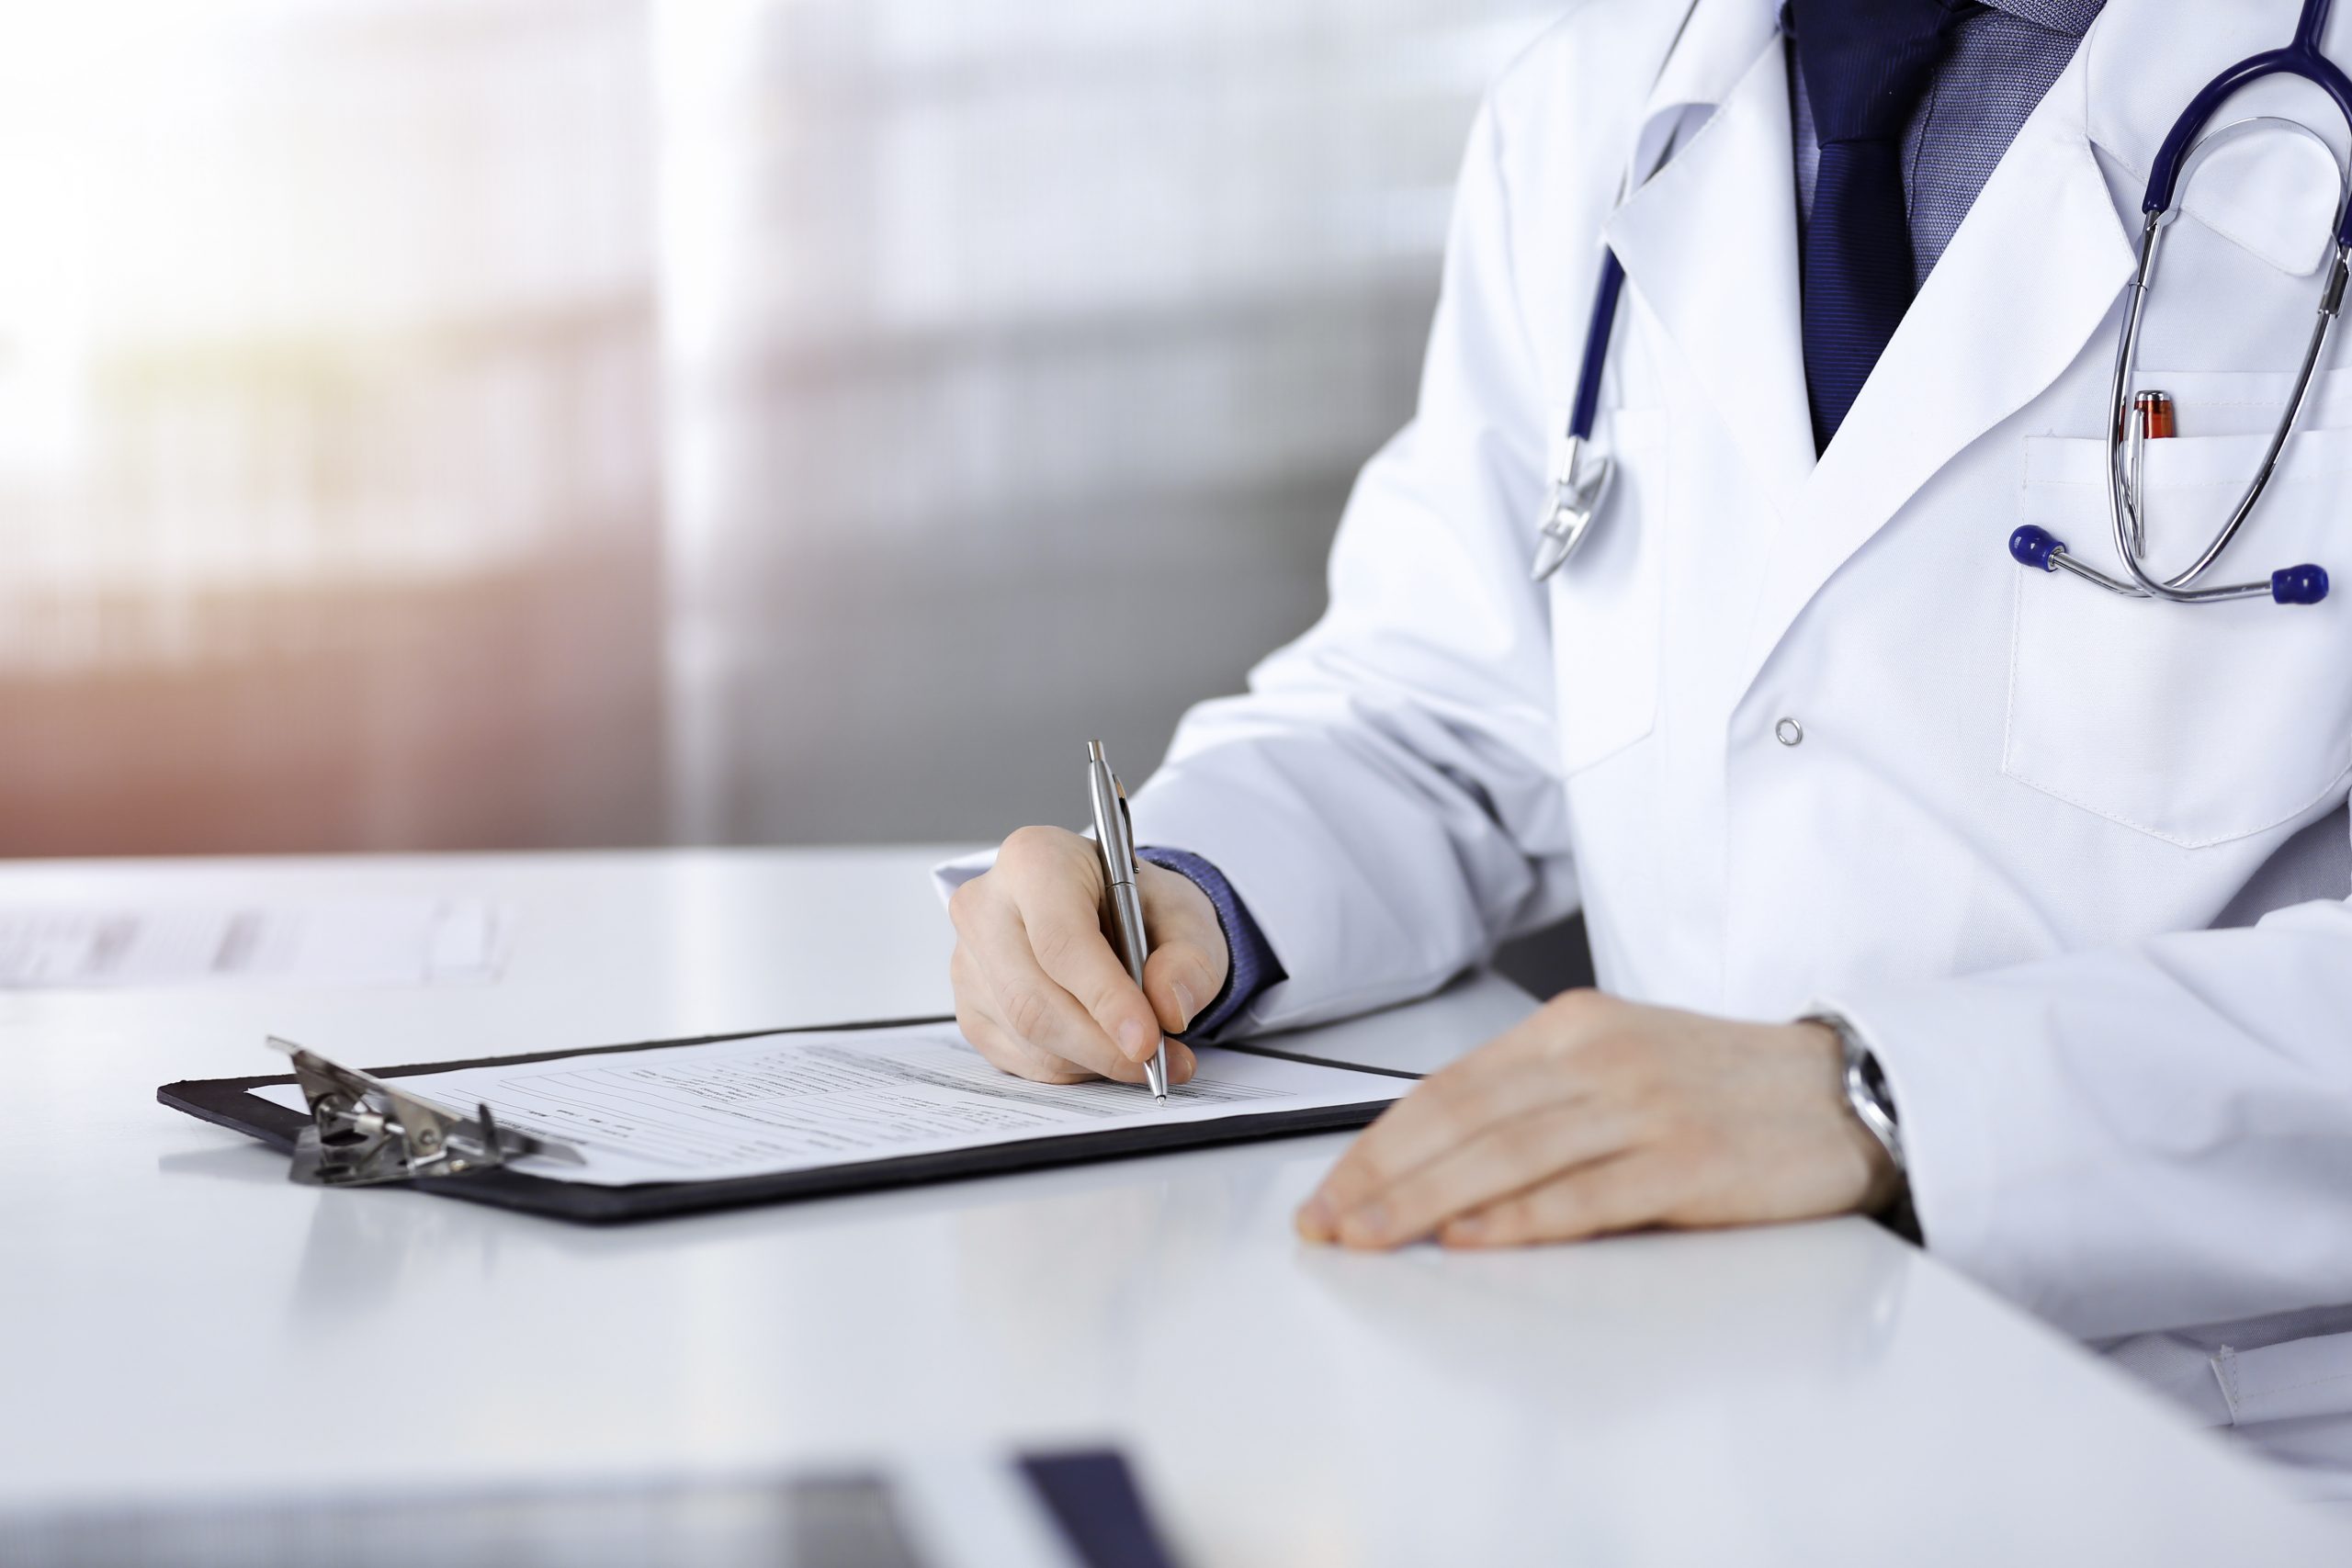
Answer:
269;1037;585;1188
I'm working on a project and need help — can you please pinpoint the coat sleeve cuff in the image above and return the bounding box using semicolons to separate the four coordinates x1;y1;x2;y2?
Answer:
1802;979;2040;1318
1136;846;1286;1040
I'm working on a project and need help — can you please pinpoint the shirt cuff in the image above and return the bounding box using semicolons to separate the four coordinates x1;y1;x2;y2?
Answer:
1136;845;1285;1041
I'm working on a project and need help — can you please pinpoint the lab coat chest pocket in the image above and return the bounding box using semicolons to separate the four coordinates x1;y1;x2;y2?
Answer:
1549;407;1667;774
2005;430;2352;846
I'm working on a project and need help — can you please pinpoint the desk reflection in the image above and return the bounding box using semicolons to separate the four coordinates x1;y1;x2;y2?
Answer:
1297;1218;1908;1410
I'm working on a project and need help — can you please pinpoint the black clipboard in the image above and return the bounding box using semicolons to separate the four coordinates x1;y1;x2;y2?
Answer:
157;1016;1414;1224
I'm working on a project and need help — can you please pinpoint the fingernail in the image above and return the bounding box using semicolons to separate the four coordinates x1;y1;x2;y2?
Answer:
1340;1203;1389;1247
1171;1042;1197;1079
1296;1195;1335;1239
1170;979;1195;1027
1119;1018;1156;1062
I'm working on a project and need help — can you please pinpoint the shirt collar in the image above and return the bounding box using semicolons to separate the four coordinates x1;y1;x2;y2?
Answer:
1777;0;2101;38
1985;0;2101;36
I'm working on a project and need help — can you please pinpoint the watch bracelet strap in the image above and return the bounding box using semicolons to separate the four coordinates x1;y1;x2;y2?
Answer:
1804;1012;1920;1243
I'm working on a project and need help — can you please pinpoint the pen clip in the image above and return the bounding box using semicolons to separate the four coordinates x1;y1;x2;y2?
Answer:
1087;739;1139;886
1114;777;1137;872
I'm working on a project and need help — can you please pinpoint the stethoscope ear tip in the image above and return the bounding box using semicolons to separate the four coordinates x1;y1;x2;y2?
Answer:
2008;525;2064;571
2271;564;2331;604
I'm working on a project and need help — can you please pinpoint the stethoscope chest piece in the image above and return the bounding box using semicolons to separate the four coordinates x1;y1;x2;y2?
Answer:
1532;434;1614;582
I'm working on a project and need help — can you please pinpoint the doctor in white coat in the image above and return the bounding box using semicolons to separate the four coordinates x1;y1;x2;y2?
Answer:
944;0;2352;1453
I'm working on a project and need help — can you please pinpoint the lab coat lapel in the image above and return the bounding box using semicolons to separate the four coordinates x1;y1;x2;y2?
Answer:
1603;4;1815;524
1729;22;2138;698
2085;0;2344;276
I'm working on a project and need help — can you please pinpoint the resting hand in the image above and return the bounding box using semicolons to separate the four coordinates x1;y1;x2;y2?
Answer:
949;826;1228;1086
1295;991;1899;1248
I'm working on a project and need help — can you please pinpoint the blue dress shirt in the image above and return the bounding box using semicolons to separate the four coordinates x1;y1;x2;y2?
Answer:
1791;0;2103;286
1135;846;1284;1040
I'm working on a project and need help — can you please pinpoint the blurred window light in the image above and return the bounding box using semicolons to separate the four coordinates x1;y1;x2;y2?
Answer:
0;0;662;851
0;0;1557;853
0;0;656;664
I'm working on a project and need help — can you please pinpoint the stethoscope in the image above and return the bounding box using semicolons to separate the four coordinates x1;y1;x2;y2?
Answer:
1535;0;2344;608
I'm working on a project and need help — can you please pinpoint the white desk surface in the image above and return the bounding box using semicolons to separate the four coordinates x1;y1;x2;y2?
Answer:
0;847;2341;1565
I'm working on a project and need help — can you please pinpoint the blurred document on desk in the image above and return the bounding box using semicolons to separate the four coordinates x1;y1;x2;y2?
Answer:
254;1024;1404;1186
0;897;512;989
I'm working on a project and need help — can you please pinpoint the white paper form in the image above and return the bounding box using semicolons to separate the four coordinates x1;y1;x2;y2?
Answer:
0;897;512;989
254;1024;1406;1186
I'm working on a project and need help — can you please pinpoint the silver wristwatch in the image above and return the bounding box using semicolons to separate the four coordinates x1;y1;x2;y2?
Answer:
1809;1013;1905;1175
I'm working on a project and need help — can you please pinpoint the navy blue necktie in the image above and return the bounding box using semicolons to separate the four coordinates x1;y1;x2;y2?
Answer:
1791;0;1965;451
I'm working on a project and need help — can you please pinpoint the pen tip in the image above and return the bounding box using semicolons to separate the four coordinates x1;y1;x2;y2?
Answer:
1155;1094;1167;1106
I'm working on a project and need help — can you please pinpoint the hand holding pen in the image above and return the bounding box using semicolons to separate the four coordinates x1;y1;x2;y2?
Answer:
945;784;1227;1092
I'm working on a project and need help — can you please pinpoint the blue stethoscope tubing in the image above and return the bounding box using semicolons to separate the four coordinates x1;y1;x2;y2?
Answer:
1529;250;1629;581
1537;0;2346;606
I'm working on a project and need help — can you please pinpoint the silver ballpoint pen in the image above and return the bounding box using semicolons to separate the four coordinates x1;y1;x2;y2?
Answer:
1086;739;1166;1103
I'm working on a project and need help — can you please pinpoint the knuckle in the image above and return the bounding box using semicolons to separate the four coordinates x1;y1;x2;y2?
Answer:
1001;985;1055;1043
1546;987;1607;1024
1029;919;1087;974
1003;825;1086;883
1540;988;1624;1048
996;831;1049;885
1000;825;1056;863
1088;984;1137;1032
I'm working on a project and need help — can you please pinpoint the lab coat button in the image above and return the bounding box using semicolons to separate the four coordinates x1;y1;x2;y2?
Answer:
1774;717;1804;747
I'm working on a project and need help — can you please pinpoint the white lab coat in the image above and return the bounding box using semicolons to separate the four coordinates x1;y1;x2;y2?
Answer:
1109;0;2352;1423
